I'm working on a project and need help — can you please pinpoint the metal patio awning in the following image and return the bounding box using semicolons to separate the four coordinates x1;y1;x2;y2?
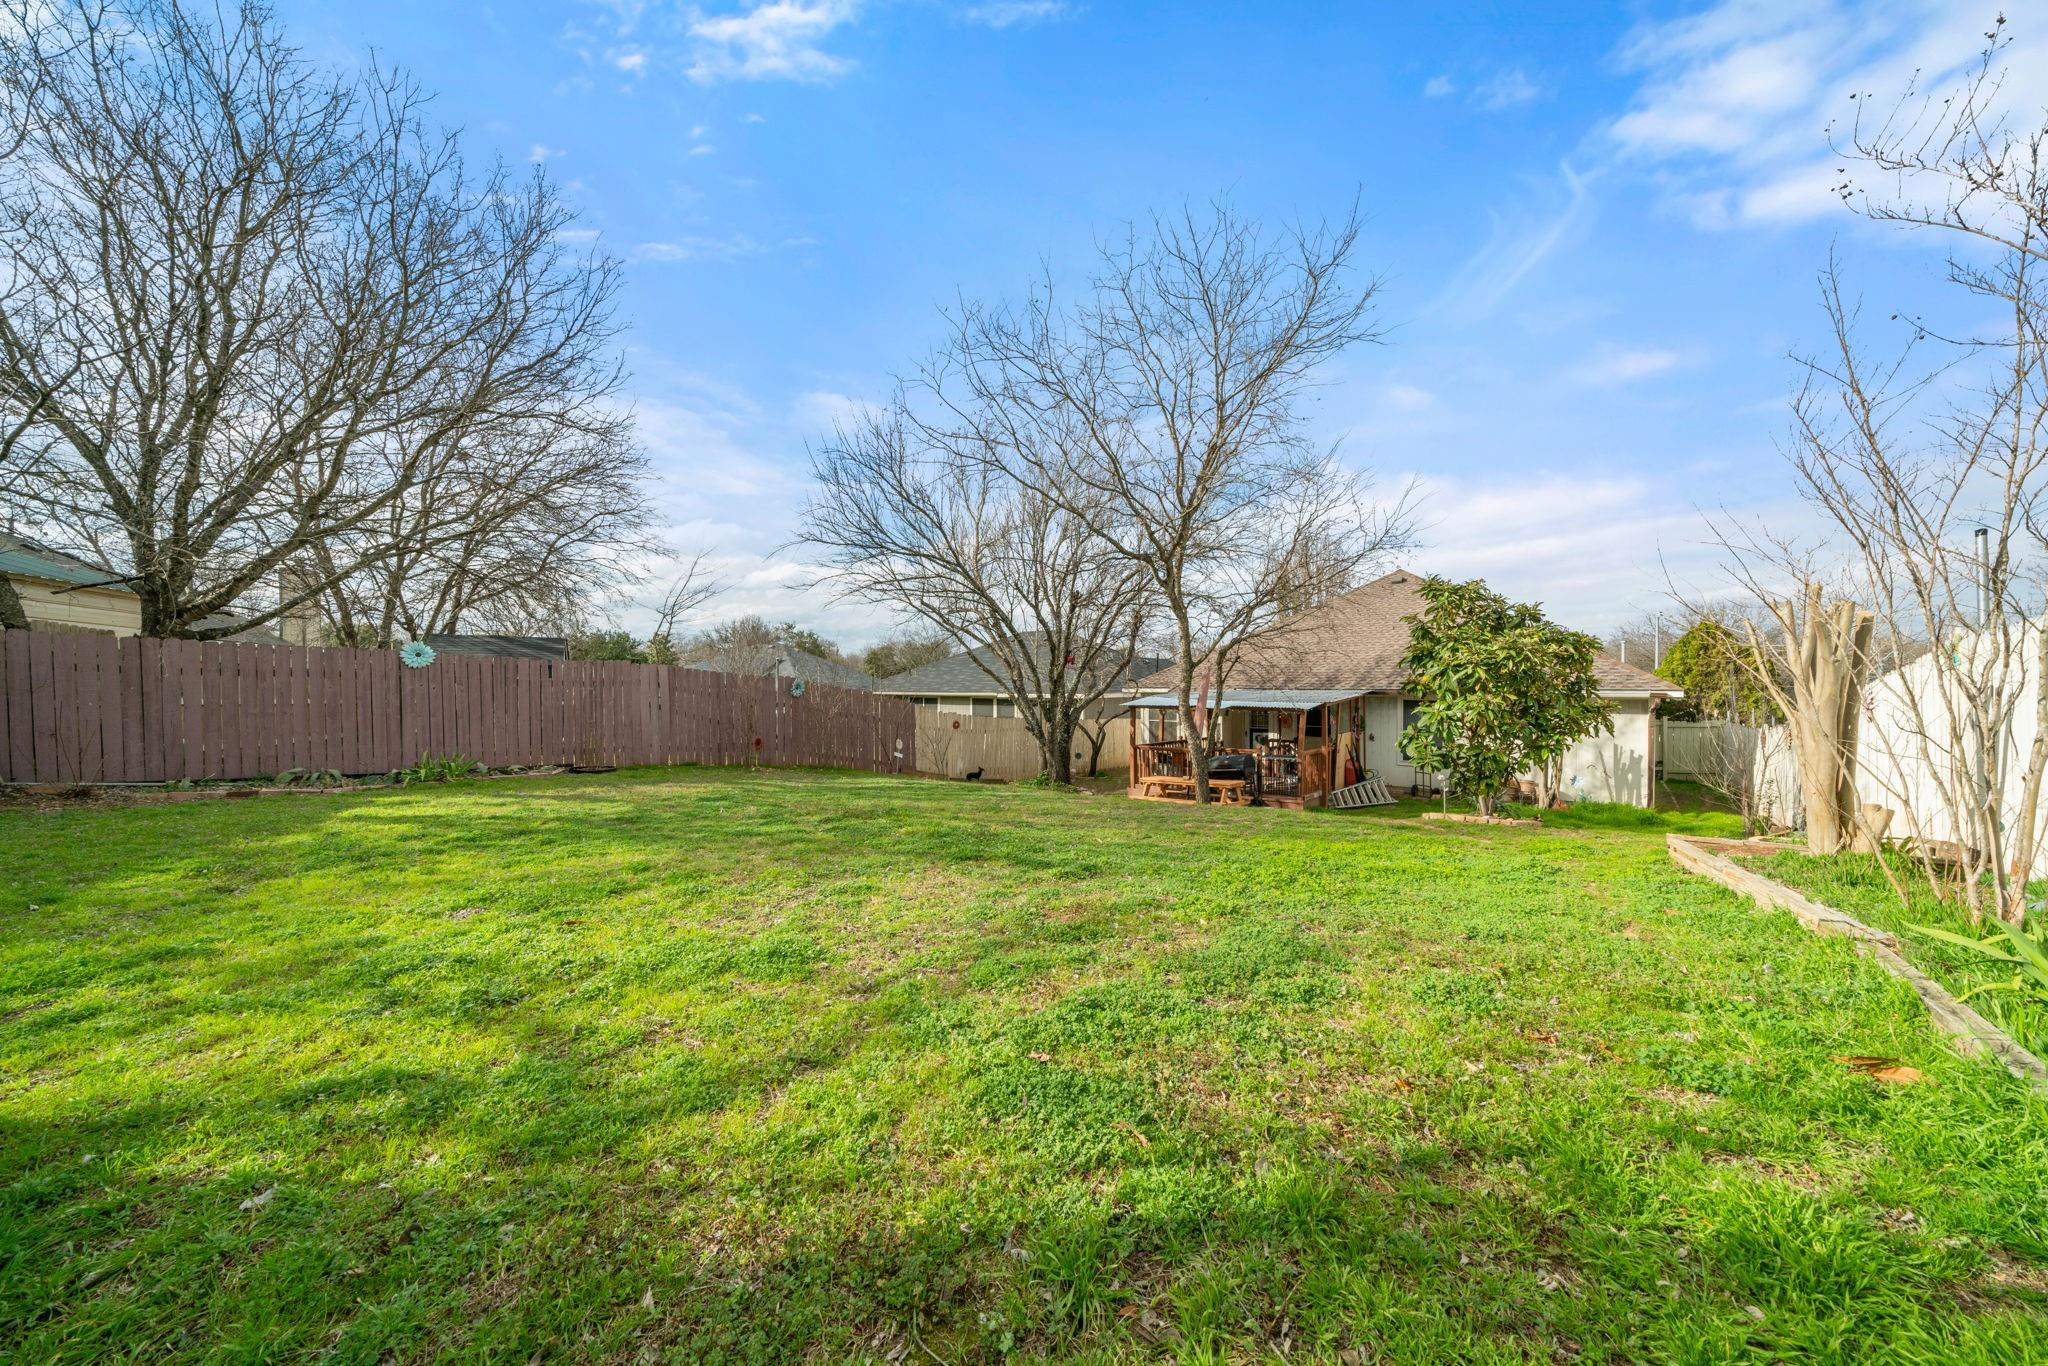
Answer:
1121;688;1367;711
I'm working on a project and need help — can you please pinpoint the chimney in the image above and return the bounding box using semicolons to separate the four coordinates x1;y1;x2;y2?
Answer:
1974;527;1990;628
278;561;322;647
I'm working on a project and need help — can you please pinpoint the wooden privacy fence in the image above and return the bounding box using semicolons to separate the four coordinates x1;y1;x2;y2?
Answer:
0;629;915;785
913;710;1131;781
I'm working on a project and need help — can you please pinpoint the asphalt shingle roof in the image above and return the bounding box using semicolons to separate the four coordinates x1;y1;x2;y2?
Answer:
876;638;1172;697
421;634;569;661
1132;570;1680;697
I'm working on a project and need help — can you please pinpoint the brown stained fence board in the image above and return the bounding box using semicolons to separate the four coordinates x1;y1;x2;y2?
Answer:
224;643;246;780
0;630;13;784
206;642;228;778
332;648;352;776
351;649;370;774
100;633;129;782
56;633;90;783
26;632;55;781
138;637;164;783
158;639;182;780
275;646;295;776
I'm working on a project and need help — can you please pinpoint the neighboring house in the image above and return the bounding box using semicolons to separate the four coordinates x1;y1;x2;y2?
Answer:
420;634;569;661
873;637;1172;717
692;643;875;692
0;531;286;643
1124;569;1682;809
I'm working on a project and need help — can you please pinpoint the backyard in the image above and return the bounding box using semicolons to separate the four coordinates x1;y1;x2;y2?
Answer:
2;769;2045;1363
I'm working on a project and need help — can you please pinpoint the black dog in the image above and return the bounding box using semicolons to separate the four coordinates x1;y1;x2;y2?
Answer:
963;767;983;782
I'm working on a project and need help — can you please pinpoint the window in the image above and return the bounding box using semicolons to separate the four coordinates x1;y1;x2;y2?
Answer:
1152;711;1179;743
911;697;939;709
1398;699;1421;759
1304;706;1325;740
996;698;1016;718
971;697;995;717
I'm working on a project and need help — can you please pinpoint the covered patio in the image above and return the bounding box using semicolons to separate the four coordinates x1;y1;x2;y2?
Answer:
1123;688;1368;809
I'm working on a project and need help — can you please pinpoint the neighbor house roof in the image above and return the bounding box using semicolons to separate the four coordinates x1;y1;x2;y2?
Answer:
2;530;289;643
694;644;874;691
0;532;130;590
876;637;1173;698
421;634;569;661
1132;569;1681;698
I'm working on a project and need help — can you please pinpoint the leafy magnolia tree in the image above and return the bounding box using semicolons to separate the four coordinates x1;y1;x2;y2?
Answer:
1399;577;1611;817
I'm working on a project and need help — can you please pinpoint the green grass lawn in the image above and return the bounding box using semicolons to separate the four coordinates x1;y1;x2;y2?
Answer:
1736;849;2048;1063
2;769;2044;1364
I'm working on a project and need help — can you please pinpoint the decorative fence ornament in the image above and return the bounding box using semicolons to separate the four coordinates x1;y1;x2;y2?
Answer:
790;678;807;697
398;641;437;669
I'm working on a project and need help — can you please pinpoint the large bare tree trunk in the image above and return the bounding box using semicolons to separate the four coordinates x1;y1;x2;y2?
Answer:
1748;586;1872;855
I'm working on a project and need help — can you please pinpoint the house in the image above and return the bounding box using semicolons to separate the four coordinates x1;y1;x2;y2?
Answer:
692;643;875;692
0;531;287;643
420;634;569;661
874;637;1171;717
1123;569;1681;809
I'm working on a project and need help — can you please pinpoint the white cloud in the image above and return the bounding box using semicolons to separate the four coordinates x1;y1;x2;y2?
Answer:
1566;345;1695;386
612;48;648;74
1606;1;2048;232
608;370;902;645
528;143;566;162
1422;74;1455;99
1434;162;1594;320
689;143;719;156
1400;470;1785;631
686;1;860;85
630;233;762;263
742;111;767;122
1382;383;1437;412
1474;67;1542;110
960;1;1069;28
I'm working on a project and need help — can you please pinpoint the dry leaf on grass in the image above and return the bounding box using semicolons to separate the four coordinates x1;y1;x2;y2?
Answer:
1026;1051;1051;1063
1832;1055;1926;1084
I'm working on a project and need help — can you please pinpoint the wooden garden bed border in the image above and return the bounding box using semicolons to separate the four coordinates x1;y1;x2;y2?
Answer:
1666;834;2048;1090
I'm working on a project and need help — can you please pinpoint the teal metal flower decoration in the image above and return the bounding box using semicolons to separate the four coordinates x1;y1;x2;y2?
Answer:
789;678;807;697
399;641;437;669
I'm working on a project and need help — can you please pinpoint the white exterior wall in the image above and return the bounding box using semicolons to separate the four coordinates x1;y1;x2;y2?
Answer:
8;576;142;635
1556;697;1653;805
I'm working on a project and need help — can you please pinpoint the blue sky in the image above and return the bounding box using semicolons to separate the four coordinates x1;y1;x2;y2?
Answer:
274;0;2043;645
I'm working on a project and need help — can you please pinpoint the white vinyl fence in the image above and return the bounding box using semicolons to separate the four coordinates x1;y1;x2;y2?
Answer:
914;710;1131;781
1657;719;1802;828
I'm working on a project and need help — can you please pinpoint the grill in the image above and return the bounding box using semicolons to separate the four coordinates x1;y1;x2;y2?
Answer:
1207;752;1259;795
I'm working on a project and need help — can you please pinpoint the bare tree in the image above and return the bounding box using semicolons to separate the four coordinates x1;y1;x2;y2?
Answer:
0;1;630;637
1717;21;2048;922
302;416;653;646
643;552;726;665
801;398;1151;784
940;203;1418;801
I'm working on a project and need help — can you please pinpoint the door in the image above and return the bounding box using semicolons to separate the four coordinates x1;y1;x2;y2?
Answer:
1363;696;1416;788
